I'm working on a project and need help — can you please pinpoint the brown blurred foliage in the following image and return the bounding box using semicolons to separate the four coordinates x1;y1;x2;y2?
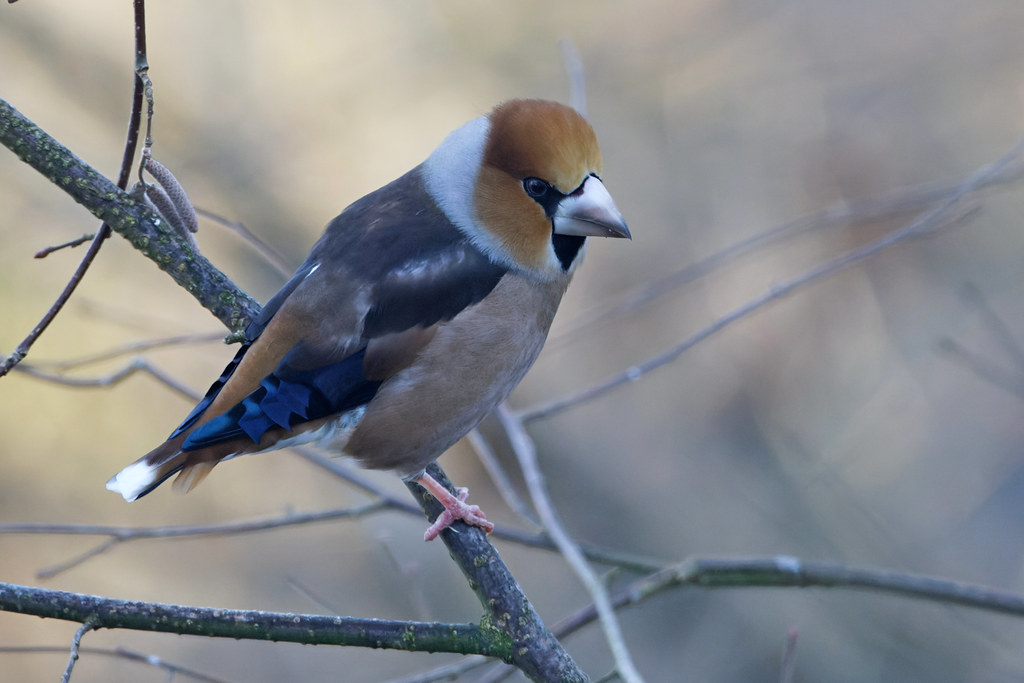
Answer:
4;1;1024;681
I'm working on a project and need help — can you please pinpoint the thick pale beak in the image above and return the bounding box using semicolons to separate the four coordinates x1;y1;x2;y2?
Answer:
552;175;631;239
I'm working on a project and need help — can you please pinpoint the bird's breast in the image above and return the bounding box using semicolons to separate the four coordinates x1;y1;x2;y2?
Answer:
341;272;570;474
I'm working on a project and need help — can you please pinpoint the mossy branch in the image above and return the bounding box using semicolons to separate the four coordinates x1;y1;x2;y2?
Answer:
0;97;259;333
410;464;589;682
0;580;510;658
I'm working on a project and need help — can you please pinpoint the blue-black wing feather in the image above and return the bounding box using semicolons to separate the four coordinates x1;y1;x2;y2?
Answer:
182;348;381;449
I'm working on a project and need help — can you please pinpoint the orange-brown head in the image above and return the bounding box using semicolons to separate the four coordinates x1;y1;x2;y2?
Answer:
424;99;629;279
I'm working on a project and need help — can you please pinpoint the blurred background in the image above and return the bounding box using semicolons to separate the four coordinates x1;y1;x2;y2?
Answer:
3;1;1024;681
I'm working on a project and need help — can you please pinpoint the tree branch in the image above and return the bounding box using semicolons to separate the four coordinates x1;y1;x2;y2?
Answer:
0;581;510;658
551;555;1024;636
408;464;589;682
497;406;642;683
0;98;260;334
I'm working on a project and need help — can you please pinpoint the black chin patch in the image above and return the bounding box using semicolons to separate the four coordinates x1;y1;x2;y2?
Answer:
552;233;586;271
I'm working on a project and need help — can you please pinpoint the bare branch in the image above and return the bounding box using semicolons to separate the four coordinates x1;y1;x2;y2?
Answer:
937;337;1024;400
0;2;153;378
676;556;1024;614
559;556;1024;633
467;428;541;528
779;627;798;683
384;655;490;683
38;332;224;370
37;539;120;580
407;464;588;681
0;98;261;336
497;406;643;683
15;358;201;401
61;621;94;683
34;234;96;258
0;645;228;683
0;231;110;378
958;283;1024;367
523;132;1024;423
0;503;389;577
294;447;666;573
195;207;295;279
0;581;509;658
559;37;586;116
550;159;1024;350
0;446;663;581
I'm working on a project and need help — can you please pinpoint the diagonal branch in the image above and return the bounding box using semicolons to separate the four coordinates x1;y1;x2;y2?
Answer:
497;406;642;683
407;464;588;682
0;98;260;335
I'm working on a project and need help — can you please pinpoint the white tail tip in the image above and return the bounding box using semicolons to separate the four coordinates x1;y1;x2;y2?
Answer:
106;460;163;502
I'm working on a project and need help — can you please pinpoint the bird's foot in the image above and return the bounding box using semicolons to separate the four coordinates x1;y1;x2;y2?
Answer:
415;473;495;541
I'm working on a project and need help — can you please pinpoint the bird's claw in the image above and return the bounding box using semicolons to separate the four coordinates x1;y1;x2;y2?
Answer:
423;487;495;541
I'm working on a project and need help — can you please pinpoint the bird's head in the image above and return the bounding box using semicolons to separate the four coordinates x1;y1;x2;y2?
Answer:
424;99;629;279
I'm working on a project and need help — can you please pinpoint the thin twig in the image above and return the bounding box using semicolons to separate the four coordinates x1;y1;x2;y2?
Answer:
375;535;432;620
935;282;1024;399
0;446;662;579
0;0;152;379
38;539;120;580
0;98;261;333
383;655;490;683
522;132;1024;423
285;577;343;616
497;405;644;683
34;234;96;258
936;338;1024;400
195;207;295;278
962;283;1024;368
38;332;224;370
0;231;110;378
549;159;1024;351
15;357;201;401
0;502;388;578
293;447;666;573
61;621;94;683
559;37;587;116
956;282;1024;367
0;645;230;683
779;627;798;683
467;428;541;528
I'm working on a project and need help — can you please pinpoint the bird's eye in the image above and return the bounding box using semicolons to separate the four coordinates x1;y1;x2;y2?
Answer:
523;177;550;198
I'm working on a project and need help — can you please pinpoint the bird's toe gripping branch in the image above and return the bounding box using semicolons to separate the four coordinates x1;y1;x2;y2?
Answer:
415;473;495;541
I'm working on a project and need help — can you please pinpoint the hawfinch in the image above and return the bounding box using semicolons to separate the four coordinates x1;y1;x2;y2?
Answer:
107;99;629;540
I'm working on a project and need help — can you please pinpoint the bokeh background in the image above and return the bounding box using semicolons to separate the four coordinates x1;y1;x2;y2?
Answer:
4;1;1024;681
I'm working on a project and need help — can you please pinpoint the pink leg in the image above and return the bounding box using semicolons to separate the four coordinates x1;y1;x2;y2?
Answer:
415;473;494;541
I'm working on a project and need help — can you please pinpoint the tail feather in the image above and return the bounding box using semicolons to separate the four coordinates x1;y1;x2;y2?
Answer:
106;438;188;502
172;460;218;494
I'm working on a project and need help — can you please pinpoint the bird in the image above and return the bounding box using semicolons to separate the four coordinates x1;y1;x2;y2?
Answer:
106;98;630;540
